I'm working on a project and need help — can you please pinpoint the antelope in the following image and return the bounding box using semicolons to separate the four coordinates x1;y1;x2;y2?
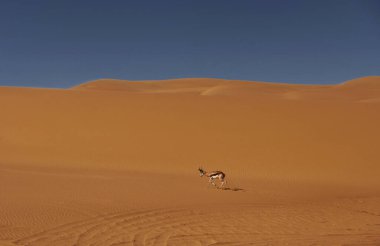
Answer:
198;167;226;188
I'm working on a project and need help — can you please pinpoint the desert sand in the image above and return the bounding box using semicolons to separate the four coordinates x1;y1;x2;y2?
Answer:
1;76;380;245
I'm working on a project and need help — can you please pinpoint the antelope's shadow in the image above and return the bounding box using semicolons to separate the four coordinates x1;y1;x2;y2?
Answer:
217;187;245;192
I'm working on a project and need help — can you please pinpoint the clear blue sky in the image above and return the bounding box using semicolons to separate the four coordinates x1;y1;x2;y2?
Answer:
0;0;379;88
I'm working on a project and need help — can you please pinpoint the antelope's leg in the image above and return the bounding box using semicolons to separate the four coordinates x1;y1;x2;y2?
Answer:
209;177;216;186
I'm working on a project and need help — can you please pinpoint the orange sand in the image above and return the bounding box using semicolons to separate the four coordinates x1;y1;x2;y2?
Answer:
1;76;380;245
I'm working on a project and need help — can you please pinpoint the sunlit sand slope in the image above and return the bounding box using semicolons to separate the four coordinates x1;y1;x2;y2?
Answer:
2;76;380;183
1;76;380;245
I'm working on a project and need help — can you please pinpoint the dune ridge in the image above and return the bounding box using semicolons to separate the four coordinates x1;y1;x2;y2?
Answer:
72;76;380;100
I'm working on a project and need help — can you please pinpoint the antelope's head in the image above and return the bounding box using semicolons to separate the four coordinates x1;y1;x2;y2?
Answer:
198;167;205;177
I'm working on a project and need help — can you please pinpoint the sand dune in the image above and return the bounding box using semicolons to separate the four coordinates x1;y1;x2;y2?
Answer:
1;77;380;245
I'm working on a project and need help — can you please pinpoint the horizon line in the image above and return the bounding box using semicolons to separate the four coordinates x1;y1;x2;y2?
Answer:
0;75;379;90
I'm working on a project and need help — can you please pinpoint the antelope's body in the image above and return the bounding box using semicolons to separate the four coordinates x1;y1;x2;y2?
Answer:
198;168;226;188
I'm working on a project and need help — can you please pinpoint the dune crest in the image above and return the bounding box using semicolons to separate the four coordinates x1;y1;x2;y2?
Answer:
338;76;380;88
72;77;380;99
